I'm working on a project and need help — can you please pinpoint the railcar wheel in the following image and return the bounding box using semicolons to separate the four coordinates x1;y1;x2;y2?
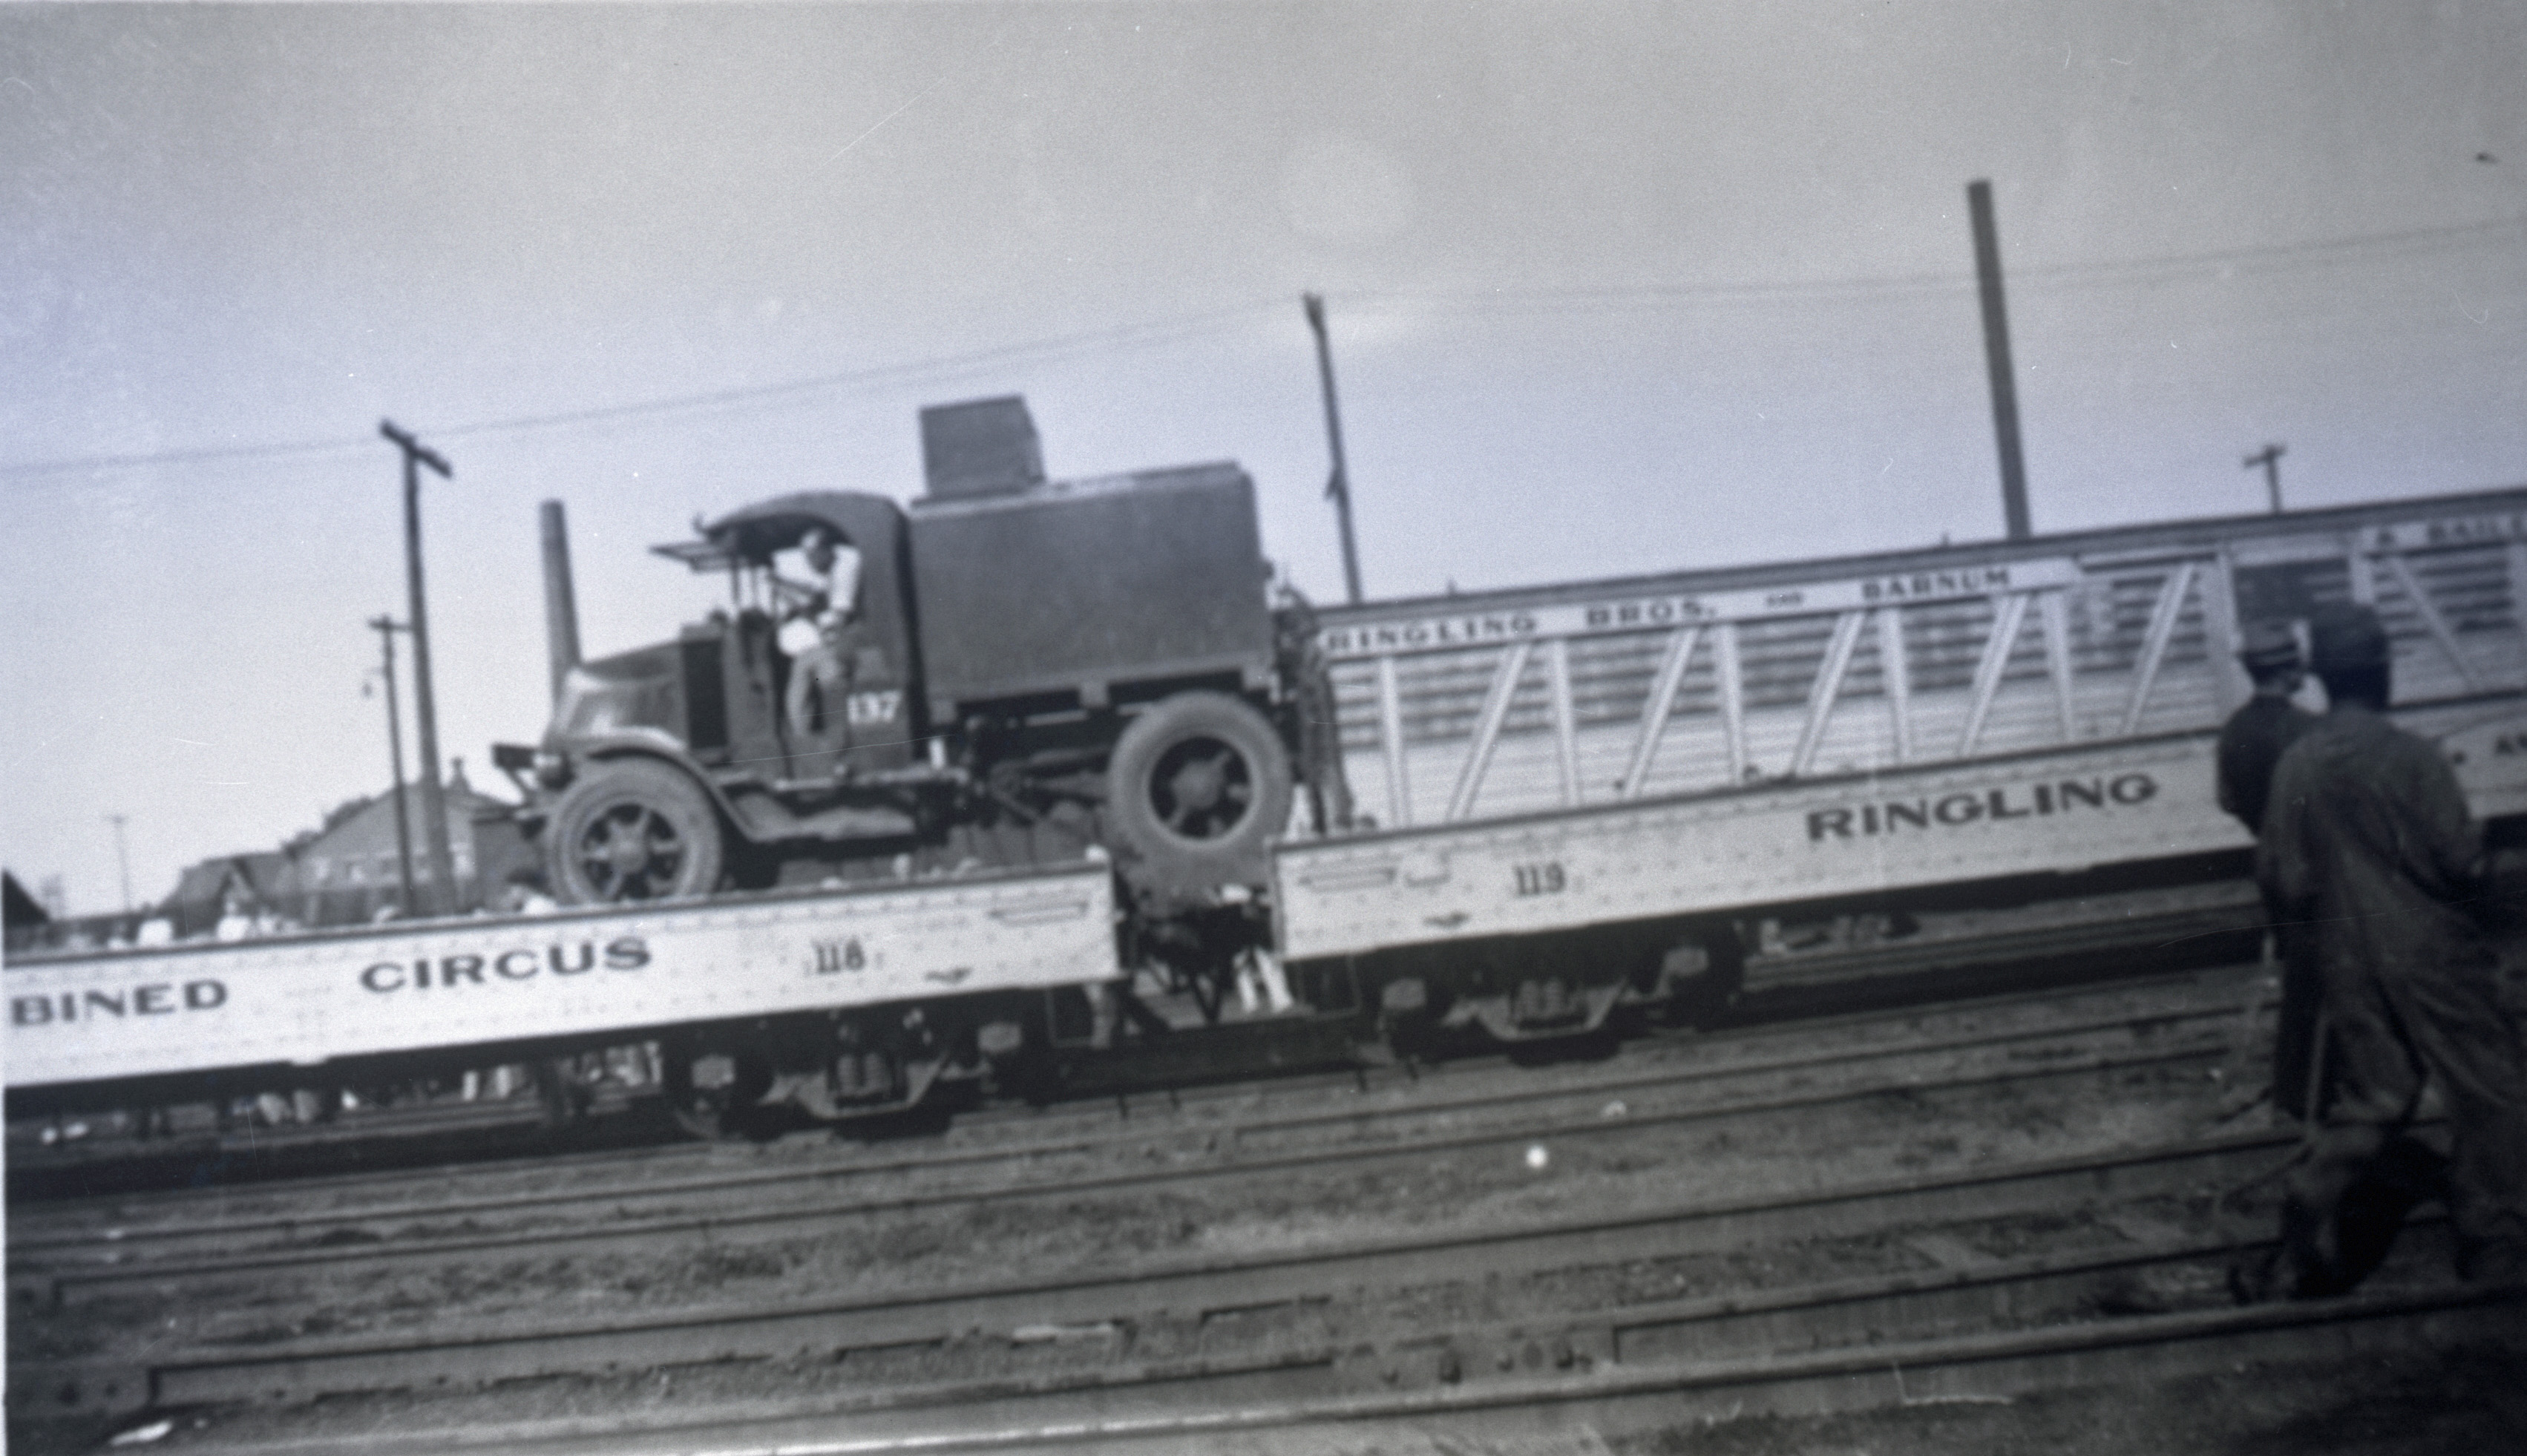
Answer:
546;759;725;904
531;1059;593;1129
659;1039;771;1141
1106;692;1293;895
1653;923;1746;1028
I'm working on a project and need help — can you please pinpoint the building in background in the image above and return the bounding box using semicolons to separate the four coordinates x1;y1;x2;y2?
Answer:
272;760;531;927
163;852;293;939
4;869;151;954
9;761;534;951
4;870;52;949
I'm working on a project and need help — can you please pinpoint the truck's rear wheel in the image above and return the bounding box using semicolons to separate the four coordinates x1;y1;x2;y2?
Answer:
1106;692;1293;896
547;759;725;903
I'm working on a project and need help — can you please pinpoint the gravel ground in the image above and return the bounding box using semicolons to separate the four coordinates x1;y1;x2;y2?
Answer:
20;1052;2234;1372
1615;1345;2526;1456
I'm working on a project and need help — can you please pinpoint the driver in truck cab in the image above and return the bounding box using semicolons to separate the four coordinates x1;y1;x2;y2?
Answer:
773;526;859;653
774;527;880;749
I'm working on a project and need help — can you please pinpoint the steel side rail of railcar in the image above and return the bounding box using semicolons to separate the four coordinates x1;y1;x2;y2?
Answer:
1274;487;2527;1043
4;864;1120;1114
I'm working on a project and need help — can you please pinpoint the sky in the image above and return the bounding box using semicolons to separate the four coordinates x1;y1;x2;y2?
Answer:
3;1;2523;916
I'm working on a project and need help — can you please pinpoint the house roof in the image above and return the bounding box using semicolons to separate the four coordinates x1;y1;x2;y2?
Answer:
3;870;49;929
156;767;516;909
165;851;291;911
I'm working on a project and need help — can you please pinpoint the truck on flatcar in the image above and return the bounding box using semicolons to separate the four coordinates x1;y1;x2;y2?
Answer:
12;396;1363;1129
508;396;1346;924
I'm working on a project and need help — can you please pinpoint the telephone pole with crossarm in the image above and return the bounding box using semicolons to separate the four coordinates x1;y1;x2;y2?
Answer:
380;420;460;915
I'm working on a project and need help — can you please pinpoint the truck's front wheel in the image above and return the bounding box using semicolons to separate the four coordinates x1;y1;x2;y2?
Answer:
1106;692;1293;896
547;759;726;903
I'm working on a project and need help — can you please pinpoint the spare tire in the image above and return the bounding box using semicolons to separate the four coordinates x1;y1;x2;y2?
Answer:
1105;692;1294;896
545;758;726;904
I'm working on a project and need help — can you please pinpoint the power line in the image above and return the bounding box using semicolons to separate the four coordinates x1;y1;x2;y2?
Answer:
0;301;1289;482
0;433;379;482
1343;216;2526;315
6;217;2517;482
425;299;1288;444
2016;215;2526;293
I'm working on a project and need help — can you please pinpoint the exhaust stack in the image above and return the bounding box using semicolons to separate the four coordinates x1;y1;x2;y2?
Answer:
540;499;582;703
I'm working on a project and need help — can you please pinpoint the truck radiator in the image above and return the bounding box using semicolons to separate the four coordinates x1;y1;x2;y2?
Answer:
682;637;729;753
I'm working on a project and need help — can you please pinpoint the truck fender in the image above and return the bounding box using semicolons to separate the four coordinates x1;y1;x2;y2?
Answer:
568;741;761;844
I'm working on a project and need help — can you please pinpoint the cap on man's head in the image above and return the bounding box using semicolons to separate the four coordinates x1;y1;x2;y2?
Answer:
2308;602;2390;672
2236;620;2301;672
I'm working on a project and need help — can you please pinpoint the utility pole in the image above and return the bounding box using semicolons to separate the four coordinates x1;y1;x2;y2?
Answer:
379;420;460;916
1303;293;1365;604
2245;443;2287;514
1967;180;2032;541
367;615;421;916
105;814;131;913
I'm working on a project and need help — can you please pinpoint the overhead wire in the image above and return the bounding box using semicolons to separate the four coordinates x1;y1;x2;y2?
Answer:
6;217;2517;482
1342;217;2526;315
0;300;1291;482
425;298;1291;444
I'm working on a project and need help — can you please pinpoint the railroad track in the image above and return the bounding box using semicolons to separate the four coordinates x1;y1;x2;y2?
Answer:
10;968;2258;1305
14;980;2274;1422
16;1121;2515;1452
19;1124;2295;1414
451;1278;2513;1456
